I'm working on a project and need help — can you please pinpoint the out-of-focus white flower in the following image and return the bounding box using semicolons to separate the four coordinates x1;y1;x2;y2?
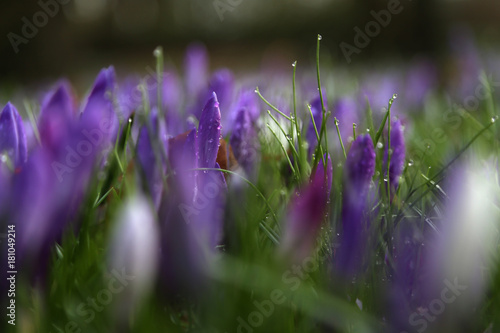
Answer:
108;194;160;317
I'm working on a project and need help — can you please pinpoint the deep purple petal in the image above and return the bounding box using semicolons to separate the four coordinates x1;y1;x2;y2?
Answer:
38;82;76;152
281;166;330;262
336;134;375;276
197;92;222;169
81;67;118;143
229;108;259;177
384;119;406;194
0;102;27;166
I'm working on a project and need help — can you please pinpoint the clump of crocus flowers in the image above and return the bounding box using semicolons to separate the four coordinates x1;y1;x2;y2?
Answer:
1;39;499;333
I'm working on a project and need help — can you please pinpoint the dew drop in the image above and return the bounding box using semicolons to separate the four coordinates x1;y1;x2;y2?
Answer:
408;159;414;167
376;142;383;149
392;94;398;99
292;61;297;67
153;47;162;57
318;34;323;41
491;116;498;123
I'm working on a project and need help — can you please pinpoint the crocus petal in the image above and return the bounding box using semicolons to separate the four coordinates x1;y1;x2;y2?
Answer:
81;66;118;143
336;134;375;277
280;168;330;263
38;81;76;152
230;108;259;178
0;102;27;166
159;146;212;297
236;89;260;123
345;134;376;194
384;119;406;196
117;75;142;120
197;92;222;169
192;162;227;249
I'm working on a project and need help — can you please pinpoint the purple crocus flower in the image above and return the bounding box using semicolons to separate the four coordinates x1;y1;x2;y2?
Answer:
384;119;406;197
229;107;259;179
280;154;332;263
405;59;437;109
117;75;142;121
335;134;375;277
159;92;227;296
387;222;426;333
184;43;209;99
14;68;118;286
0;102;27;167
307;94;327;158
235;89;260;123
207;69;234;112
333;97;359;149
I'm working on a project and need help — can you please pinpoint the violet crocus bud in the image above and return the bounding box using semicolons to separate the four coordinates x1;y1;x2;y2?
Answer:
0;102;27;167
280;157;331;263
384;119;405;196
109;194;160;321
336;134;375;277
230;108;259;179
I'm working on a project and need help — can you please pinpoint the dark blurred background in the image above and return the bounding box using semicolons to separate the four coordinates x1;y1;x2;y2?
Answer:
1;0;499;85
